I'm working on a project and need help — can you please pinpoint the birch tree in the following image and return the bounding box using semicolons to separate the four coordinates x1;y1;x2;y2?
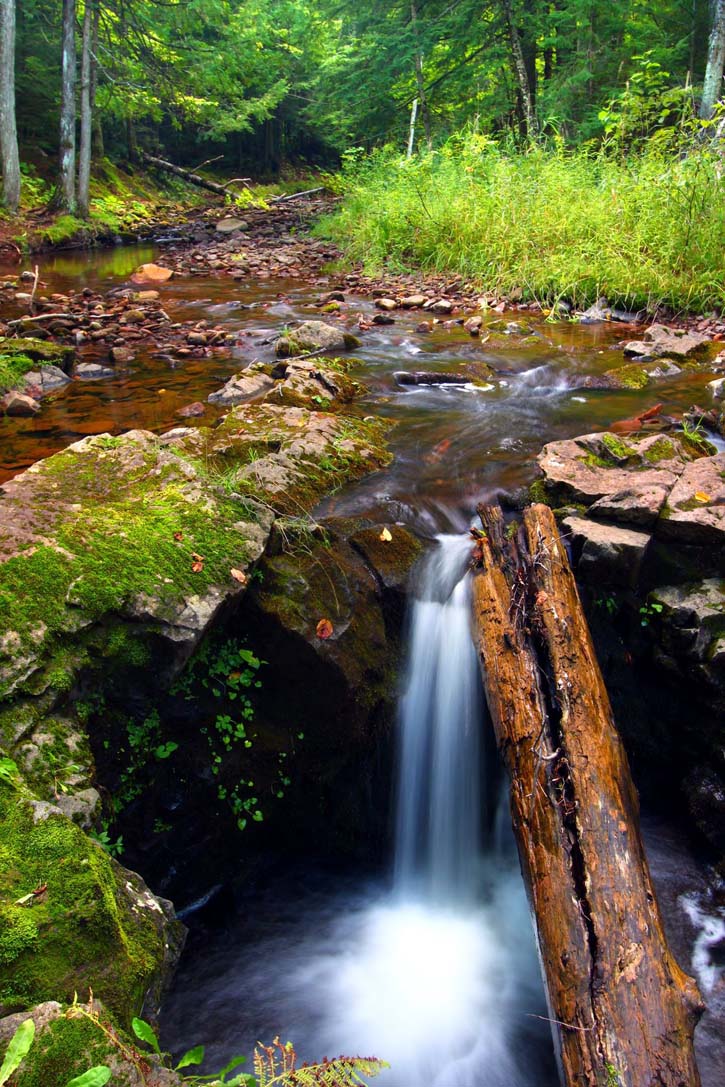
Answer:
52;0;77;212
699;0;725;119
0;0;20;212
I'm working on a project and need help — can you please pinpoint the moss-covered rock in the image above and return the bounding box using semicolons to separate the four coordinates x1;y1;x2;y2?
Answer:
0;338;75;368
0;781;184;1023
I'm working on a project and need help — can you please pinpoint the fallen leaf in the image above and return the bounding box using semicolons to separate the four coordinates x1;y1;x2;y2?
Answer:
158;388;167;395
173;531;183;542
694;491;711;503
191;556;204;573
230;568;247;584
191;553;204;562
379;527;393;542
316;618;334;640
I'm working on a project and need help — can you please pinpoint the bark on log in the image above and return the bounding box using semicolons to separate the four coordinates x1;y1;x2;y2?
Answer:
471;503;702;1087
139;150;234;196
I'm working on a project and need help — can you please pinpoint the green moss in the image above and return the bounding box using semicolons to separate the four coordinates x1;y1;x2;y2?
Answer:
0;337;73;365
0;352;34;394
601;433;637;460
528;478;552;505
603;363;650;390
643;436;677;463
40;215;86;246
8;1014;120;1087
0;782;170;1022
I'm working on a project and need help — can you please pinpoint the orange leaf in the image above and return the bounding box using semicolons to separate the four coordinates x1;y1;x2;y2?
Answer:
173;531;183;541
316;618;334;640
191;560;204;573
230;568;247;585
191;552;205;562
694;491;711;503
379;527;393;542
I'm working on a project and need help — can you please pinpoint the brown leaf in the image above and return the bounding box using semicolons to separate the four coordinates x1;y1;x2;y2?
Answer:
191;552;205;562
316;618;334;640
191;560;204;573
173;531;184;542
379;527;393;542
230;567;248;585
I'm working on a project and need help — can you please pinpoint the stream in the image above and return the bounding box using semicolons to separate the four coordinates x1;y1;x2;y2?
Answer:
2;244;723;1084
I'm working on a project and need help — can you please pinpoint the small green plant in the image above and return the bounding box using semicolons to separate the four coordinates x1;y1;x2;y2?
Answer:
603;1063;623;1087
639;599;664;627
89;822;124;858
595;594;619;618
0;756;20;788
0;1018;34;1086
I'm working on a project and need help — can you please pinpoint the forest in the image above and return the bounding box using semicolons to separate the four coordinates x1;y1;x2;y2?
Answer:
0;3;724;1087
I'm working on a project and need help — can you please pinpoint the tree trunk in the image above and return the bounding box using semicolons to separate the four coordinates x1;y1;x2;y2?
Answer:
90;1;102;157
501;0;538;138
138;149;236;194
0;0;20;213
410;1;432;149
700;0;725;119
471;503;702;1087
51;0;77;213
77;0;94;219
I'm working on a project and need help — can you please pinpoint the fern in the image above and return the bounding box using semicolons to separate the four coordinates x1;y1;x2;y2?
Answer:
253;1039;388;1087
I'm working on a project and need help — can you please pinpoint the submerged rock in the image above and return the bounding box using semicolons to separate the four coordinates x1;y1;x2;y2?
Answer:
207;369;275;405
3;392;40;416
622;323;712;361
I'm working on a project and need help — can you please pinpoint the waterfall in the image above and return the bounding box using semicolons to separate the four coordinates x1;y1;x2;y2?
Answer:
394;534;482;902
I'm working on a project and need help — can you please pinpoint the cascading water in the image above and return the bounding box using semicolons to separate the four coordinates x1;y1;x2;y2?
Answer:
162;535;555;1086
394;534;482;903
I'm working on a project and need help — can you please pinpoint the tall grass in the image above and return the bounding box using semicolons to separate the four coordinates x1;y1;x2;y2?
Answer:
320;135;725;313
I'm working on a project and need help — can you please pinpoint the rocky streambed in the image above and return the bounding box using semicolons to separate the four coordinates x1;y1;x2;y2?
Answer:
1;212;724;1084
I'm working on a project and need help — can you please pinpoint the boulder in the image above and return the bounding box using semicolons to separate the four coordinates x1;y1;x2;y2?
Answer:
75;362;116;380
21;365;71;393
374;298;397;311
4;392;40;417
429;299;453;314
562;515;650;587
130;263;173;285
400;294;427;308
207;370;274;406
622;324;712;361
175;401;206;418
0;337;74;369
110;346;135;364
657;454;725;547
0;783;184;1023
274;320;362;358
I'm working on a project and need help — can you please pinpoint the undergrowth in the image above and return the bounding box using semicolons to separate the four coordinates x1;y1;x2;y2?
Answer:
320;132;725;313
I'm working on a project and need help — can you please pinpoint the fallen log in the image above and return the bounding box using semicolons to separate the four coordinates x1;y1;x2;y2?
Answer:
139;150;236;196
393;370;471;386
471;503;702;1087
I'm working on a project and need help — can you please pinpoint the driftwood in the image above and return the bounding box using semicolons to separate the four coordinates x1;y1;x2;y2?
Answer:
471;503;702;1087
394;371;470;386
270;186;324;203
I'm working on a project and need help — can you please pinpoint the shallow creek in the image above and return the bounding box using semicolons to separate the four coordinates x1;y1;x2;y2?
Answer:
2;246;722;1084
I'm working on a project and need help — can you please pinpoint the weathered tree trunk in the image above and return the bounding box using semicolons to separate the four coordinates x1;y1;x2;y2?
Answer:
0;0;20;214
501;0;538;138
700;0;725;119
51;0;77;213
77;0;95;219
471;503;702;1087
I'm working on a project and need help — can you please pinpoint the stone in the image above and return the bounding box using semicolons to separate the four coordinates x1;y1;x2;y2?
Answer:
4;391;40;416
464;316;483;335
318;290;345;304
111;346;135;364
269;359;359;409
562;515;650;587
135;289;160;301
400;294;427;308
622;323;712;361
175;401;206;418
54;786;101;829
589;484;671;528
21;365;72;393
215;217;249;233
537;432;689;508
274;320;361;358
374;297;397;311
372;312;395;325
656;454;725;547
708;377;725;400
187;331;208;346
75;362;115;380
207;370;275;405
0;336;74;369
429;299;453;314
130;263;173;285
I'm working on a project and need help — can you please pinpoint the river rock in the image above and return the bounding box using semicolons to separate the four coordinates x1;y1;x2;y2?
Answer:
22;364;72;392
400;294;427;308
216;217;249;233
75;362;116;380
562;515;650;587
536;432;690;508
656;454;725;548
375;298;397;311
175;401;206;418
0;335;74;369
130;262;174;284
4;391;40;416
464;316;483;335
622;324;712;361
274;320;362;358
207;370;275;405
429;299;453;314
111;345;135;364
